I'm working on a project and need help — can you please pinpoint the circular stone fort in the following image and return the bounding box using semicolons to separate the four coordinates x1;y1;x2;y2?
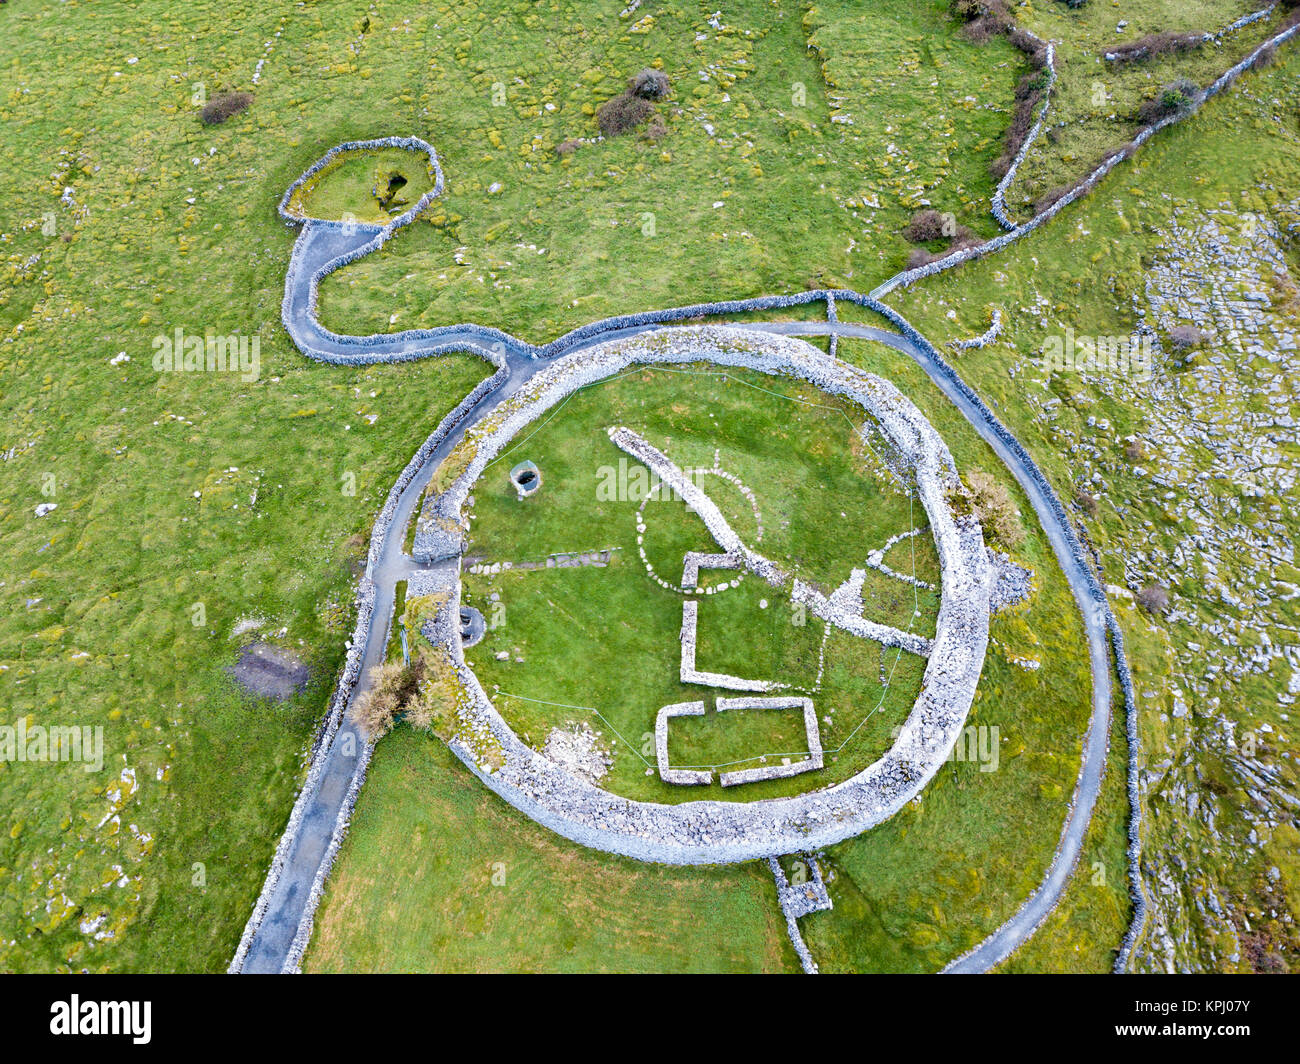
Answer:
419;325;998;864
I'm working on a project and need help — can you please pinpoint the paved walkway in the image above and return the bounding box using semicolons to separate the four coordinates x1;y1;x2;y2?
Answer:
237;353;547;971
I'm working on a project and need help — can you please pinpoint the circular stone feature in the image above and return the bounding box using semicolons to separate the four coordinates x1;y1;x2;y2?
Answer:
509;459;542;498
459;605;486;648
427;326;995;864
278;136;442;228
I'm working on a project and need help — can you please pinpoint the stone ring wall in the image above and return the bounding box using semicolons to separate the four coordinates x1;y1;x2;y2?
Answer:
435;324;995;864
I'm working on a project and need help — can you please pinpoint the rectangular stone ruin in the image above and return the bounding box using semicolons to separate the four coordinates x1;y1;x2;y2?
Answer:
653;701;713;785
715;696;823;787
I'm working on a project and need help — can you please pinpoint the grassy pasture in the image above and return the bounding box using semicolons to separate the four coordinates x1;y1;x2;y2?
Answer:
0;0;490;972
320;338;1101;971
314;0;1029;342
0;0;1277;973
886;43;1300;971
303;727;799;973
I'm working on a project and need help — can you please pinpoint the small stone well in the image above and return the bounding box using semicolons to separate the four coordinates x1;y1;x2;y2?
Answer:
459;605;486;648
509;459;541;498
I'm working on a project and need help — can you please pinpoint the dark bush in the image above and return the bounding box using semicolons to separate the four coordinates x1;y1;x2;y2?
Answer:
1075;492;1100;517
597;92;655;137
1252;42;1278;69
1006;27;1047;66
1136;584;1171;615
1136;79;1198;125
903;209;948;243
629;68;670;100
906;248;935;269
949;0;1012;42
639;114;669;142
200;90;253;126
1015;69;1051;100
991;75;1047;180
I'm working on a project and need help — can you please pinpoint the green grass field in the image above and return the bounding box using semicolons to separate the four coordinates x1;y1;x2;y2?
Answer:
785;336;1121;972
320;335;1103;972
0;0;490;972
1004;0;1285;218
1;0;1290;973
314;0;1029;342
303;727;798;973
887;41;1300;971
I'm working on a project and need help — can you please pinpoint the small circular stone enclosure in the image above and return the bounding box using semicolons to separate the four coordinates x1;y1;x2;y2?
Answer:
509;459;542;498
278;137;442;228
433;326;995;864
459;605;486;648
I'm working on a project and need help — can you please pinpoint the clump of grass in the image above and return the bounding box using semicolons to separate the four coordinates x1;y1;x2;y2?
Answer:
199;90;253;126
640;114;669;143
963;469;1025;548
